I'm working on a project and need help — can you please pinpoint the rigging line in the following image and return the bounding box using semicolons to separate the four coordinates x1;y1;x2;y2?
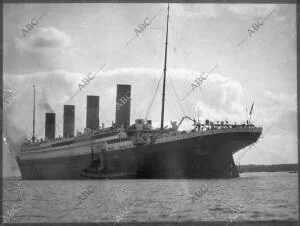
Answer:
182;64;218;102
49;24;157;133
167;71;186;117
31;8;165;138
167;82;182;123
165;81;181;123
145;70;164;120
170;78;186;121
31;15;136;138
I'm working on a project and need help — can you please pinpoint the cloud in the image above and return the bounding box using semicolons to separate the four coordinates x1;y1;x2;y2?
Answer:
165;4;282;24
171;4;220;19
232;89;297;165
264;90;296;107
171;69;244;129
160;4;282;22
234;130;297;165
258;91;297;133
3;67;297;175
226;4;278;19
3;67;245;141
201;73;243;111
16;27;75;54
255;90;296;124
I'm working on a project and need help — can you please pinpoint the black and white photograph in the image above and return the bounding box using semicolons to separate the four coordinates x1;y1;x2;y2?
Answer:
2;1;298;225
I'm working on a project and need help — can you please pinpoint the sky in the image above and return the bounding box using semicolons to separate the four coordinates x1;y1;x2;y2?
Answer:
3;3;297;176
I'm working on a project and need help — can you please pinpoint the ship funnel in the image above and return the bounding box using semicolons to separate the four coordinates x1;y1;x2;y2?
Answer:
45;113;55;139
63;105;75;138
86;95;99;130
115;84;131;129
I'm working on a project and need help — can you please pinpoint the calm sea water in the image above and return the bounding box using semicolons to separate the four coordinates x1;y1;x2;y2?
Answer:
3;172;298;223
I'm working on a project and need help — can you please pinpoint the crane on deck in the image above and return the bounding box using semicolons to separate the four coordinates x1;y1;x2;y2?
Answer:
171;116;201;131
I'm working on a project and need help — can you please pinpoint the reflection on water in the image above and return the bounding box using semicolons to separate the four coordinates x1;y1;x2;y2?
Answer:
3;172;298;223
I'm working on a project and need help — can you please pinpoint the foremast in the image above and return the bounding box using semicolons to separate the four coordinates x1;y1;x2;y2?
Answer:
160;3;170;130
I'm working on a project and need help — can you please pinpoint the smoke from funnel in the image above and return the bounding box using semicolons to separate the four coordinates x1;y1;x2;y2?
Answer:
40;102;54;113
39;92;54;113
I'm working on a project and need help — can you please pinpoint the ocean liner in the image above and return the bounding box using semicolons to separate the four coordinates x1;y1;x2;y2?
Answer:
16;4;262;179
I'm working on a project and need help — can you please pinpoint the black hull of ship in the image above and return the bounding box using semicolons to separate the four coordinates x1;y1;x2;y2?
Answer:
16;130;261;180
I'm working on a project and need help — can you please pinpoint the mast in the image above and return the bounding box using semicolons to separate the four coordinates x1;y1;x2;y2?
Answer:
160;3;170;130
32;85;36;143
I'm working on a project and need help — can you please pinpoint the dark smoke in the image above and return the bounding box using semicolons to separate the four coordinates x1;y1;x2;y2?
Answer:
40;102;54;113
39;91;54;113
